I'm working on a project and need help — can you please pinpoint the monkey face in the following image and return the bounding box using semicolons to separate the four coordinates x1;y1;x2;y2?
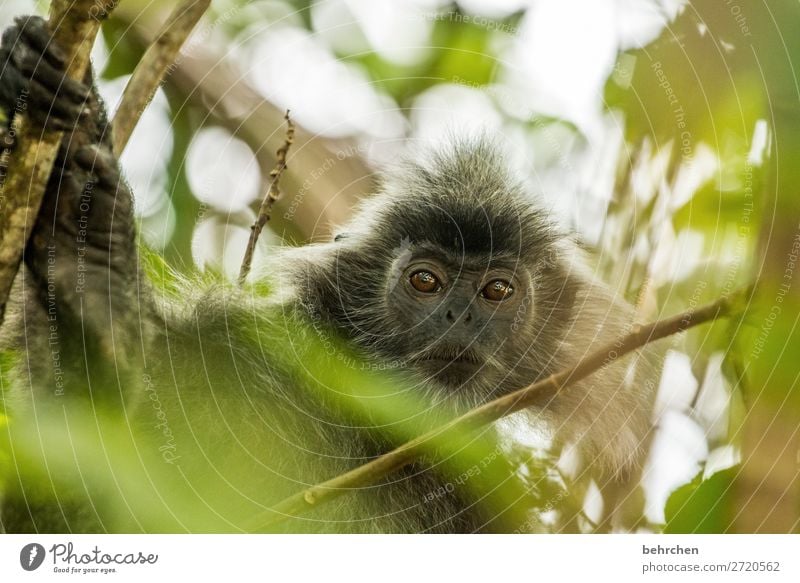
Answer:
381;248;533;388
317;140;569;400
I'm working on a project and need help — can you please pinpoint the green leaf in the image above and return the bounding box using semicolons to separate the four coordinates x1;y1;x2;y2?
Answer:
664;467;738;533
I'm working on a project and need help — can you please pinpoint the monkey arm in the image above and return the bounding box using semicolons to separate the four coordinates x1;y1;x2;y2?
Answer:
1;16;149;395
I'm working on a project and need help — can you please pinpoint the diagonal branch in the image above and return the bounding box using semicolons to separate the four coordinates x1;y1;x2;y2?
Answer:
244;285;753;532
111;0;211;156
0;0;117;325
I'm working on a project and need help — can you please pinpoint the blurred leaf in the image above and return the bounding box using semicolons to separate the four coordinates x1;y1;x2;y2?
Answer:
427;20;500;88
605;4;764;148
673;184;746;233
100;17;145;80
345;17;503;105
664;467;738;533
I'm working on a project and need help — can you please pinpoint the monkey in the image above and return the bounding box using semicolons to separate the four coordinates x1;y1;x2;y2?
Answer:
0;15;654;534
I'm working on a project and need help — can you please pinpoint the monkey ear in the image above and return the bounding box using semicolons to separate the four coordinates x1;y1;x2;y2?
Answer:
334;232;350;242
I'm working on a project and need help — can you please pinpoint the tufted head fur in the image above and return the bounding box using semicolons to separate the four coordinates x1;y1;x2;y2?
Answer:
271;137;654;475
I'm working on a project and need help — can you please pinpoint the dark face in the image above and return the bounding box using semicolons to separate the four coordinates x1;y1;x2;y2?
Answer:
317;145;565;397
382;246;532;388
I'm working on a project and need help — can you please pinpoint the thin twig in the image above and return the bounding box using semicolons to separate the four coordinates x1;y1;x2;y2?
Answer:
244;285;753;531
238;110;295;285
111;0;211;156
0;1;117;326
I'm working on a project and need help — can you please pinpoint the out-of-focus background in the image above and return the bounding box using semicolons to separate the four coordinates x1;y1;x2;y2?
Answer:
2;0;798;532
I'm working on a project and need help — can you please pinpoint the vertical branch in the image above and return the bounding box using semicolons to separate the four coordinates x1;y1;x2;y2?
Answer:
0;0;117;325
111;0;211;156
238;110;295;285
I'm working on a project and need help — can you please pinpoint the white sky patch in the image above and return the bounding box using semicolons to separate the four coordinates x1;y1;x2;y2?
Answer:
191;211;275;278
407;0;453;6
503;0;618;131
489;82;539;121
653;350;699;420
457;0;532;19
693;352;731;442
525;122;577;171
642;410;709;524
703;445;740;479
571;112;626;244
496;414;553;452
139;202;176;251
499;111;626;244
614;0;684;50
538;508;558;527
747;119;769;166
632;140;672;207
583;480;604;526
647;222;676;286
97;76;174;220
670;143;719;211
246;27;404;139
717;223;750;269
186;127;261;213
92;25;111;74
311;0;370;57
582;111;625;204
345;0;434;66
0;0;36;28
410;83;504;141
556;441;583;481
668;228;706;282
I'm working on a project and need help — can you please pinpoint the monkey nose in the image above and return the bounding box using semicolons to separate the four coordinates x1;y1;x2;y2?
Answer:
445;309;473;324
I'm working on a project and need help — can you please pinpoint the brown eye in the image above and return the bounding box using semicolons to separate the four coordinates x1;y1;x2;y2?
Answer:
410;270;442;293
481;279;514;301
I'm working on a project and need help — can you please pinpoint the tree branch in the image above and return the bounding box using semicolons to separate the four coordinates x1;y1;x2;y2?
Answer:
157;40;370;241
244;285;753;532
238;110;294;285
111;0;211;156
0;0;117;325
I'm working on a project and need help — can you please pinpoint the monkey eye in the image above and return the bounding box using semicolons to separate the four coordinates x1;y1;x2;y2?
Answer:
481;279;514;302
409;270;442;293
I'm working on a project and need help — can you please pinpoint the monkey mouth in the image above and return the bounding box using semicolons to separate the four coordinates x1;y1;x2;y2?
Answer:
411;346;485;385
416;346;481;366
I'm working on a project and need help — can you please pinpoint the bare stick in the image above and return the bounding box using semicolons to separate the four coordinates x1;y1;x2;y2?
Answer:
0;1;117;325
244;285;752;531
111;0;211;156
238;110;295;285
